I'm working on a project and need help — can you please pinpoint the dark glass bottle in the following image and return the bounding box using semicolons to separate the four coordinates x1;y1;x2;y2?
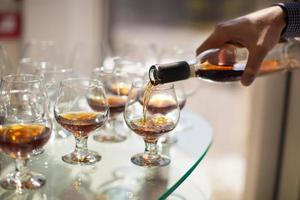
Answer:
149;44;299;85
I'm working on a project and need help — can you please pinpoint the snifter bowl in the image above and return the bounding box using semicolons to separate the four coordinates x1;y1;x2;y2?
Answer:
124;79;180;167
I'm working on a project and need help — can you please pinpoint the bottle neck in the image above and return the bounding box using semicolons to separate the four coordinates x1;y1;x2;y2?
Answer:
149;61;193;85
149;65;159;85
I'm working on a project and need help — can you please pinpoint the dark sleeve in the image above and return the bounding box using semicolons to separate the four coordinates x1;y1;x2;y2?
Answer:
275;2;300;38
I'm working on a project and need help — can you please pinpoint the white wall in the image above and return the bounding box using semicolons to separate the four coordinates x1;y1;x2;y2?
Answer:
0;0;21;73
278;70;300;200
23;0;105;76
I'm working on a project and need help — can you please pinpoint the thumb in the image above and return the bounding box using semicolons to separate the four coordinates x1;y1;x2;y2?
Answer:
241;50;267;86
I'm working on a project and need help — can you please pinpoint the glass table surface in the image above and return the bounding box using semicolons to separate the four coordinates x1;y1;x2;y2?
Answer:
0;110;213;200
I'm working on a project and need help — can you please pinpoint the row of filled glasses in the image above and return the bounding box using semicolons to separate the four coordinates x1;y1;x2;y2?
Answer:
0;71;184;193
14;63;187;143
0;40;190;148
15;40;199;96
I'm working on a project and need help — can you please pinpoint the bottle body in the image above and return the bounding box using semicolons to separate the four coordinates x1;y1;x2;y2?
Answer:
191;59;282;82
149;59;246;85
149;43;299;85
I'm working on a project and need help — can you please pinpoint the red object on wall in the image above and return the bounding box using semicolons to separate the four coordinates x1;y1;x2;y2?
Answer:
0;13;21;38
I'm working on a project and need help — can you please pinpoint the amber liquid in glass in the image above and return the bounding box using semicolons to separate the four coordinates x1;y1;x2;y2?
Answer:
132;82;176;142
87;96;127;117
130;116;175;142
110;82;130;96
147;96;178;115
55;112;106;138
197;60;281;82
0;124;51;158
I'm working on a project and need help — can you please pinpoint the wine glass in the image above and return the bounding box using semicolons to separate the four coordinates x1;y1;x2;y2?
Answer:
54;78;109;165
99;41;115;71
92;68;131;143
0;74;52;193
113;58;147;79
124;80;180;167
0;44;12;77
69;42;115;78
19;40;57;74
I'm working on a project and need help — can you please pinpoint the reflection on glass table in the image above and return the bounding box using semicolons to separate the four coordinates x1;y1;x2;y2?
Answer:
0;110;212;200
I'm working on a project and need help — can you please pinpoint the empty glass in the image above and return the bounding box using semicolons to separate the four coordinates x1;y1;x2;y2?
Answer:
19;40;58;74
0;44;12;77
113;58;147;79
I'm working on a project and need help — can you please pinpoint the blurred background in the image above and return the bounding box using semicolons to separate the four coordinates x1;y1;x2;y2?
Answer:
0;0;299;199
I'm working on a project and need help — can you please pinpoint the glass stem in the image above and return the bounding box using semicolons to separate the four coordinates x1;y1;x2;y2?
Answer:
15;158;29;177
144;140;159;160
105;117;117;134
104;118;113;130
110;118;117;134
75;137;88;157
14;158;29;193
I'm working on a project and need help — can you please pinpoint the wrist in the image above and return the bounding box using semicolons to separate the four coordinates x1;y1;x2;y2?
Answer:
271;5;287;33
273;2;300;38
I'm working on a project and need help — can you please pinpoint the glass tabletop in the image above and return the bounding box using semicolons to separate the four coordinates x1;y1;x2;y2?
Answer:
0;110;213;200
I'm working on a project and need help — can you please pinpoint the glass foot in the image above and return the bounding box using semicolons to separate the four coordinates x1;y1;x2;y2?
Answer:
31;148;45;156
131;153;170;167
0;172;46;193
62;150;101;165
93;134;127;143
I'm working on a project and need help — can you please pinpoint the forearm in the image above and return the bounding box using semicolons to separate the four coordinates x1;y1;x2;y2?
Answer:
275;2;300;38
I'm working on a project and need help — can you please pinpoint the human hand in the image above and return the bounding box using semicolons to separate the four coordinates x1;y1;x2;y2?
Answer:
196;6;286;86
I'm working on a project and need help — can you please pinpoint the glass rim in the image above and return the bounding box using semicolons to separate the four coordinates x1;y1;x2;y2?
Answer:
92;67;131;80
132;79;174;91
114;57;143;66
92;67;115;77
39;66;73;73
60;78;104;88
93;66;114;73
92;66;129;76
2;74;43;83
152;83;174;91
